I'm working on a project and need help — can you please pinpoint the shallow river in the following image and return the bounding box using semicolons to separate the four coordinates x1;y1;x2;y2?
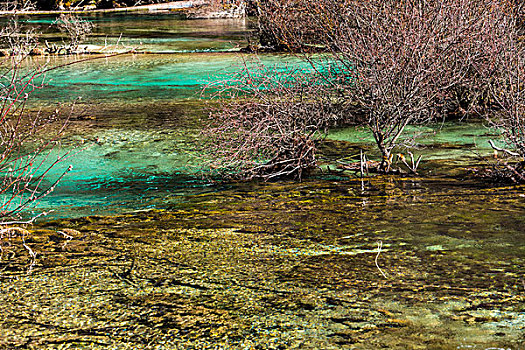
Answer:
0;14;523;350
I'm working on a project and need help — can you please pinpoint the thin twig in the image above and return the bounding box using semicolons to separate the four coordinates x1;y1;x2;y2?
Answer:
375;240;388;278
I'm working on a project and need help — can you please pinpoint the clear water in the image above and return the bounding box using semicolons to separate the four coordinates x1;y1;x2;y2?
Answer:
29;53;303;103
15;50;503;219
26;120;500;219
18;53;310;218
8;14;250;53
33;53;245;102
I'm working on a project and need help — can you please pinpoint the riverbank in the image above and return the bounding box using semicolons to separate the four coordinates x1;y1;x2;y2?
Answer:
0;0;244;18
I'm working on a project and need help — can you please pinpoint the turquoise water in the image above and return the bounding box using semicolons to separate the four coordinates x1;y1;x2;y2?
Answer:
30;53;303;103
12;50;500;219
10;15;250;53
18;119;498;219
0;15;514;220
328;122;500;160
35;54;242;101
26;127;210;218
16;50;306;218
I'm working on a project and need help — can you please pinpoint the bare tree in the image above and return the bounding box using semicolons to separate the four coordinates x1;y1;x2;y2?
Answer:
0;18;38;57
0;0;36;11
486;4;525;182
254;0;511;172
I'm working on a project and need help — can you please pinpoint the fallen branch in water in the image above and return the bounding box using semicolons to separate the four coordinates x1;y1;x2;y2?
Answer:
375;240;388;279
488;140;521;157
0;226;36;272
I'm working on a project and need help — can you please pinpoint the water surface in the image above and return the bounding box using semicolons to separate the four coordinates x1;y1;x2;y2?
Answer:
9;14;250;53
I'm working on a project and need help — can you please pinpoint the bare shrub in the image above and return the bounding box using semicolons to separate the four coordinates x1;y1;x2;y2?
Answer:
0;0;36;11
0;50;135;270
0;59;74;219
0;17;73;269
203;59;340;180
191;0;246;18
252;0;323;52
0;19;39;57
55;14;94;52
485;4;525;182
253;0;511;172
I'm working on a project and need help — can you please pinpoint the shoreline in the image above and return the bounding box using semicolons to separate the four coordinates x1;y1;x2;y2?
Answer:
0;1;205;16
0;45;245;57
0;0;246;17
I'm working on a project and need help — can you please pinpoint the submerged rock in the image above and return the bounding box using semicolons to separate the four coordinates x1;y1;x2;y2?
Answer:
0;179;523;349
